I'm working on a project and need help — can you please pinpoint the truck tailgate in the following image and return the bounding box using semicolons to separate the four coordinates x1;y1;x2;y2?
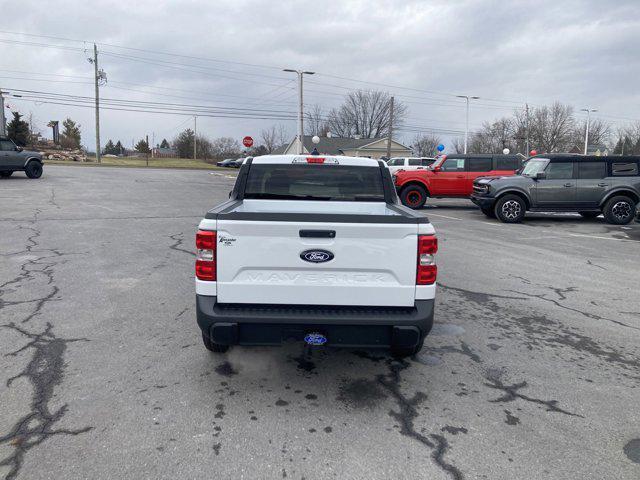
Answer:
216;220;418;307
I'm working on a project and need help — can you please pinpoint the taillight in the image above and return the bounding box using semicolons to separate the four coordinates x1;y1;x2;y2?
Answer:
196;230;216;281
416;235;437;285
306;157;325;163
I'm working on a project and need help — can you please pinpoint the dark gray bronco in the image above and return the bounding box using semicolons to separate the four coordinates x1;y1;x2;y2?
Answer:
471;154;640;225
0;136;44;179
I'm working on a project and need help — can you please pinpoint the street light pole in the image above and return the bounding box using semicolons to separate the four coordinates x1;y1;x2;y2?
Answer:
581;108;597;155
456;95;480;154
284;69;314;154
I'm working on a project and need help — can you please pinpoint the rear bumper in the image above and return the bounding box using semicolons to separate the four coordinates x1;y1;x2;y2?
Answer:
196;295;434;349
470;194;495;208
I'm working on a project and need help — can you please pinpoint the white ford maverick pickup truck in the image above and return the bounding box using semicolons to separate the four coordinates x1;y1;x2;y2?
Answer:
195;155;437;357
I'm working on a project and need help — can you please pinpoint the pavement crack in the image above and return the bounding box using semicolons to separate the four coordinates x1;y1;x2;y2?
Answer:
425;341;482;363
0;323;92;480
377;359;464;480
168;232;196;257
484;375;583;418
508;289;639;330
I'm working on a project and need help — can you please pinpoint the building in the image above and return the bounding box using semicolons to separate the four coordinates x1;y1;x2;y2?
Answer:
274;135;412;159
568;144;610;156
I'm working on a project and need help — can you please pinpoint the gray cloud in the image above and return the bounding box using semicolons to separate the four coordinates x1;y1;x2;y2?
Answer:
1;0;639;150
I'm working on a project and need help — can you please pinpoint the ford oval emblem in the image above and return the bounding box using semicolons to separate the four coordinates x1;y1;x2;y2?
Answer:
300;249;334;263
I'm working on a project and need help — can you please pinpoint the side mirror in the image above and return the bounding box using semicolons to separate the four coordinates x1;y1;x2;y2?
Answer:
228;191;233;198
16;146;23;152
535;171;546;180
433;165;441;172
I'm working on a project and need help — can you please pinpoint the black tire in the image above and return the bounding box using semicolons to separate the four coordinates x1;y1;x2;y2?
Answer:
202;332;229;353
391;339;424;359
579;211;600;219
603;196;635;225
481;206;496;218
25;161;43;179
0;171;13;178
494;194;526;223
400;185;428;209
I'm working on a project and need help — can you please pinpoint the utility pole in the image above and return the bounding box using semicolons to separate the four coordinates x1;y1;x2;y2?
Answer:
581;108;597;155
386;96;395;159
457;95;480;154
193;116;197;160
146;134;149;167
151;132;155;158
0;89;6;136
93;44;101;164
524;103;530;155
284;69;315;154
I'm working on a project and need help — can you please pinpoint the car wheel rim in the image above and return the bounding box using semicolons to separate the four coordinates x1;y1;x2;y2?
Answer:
501;200;521;219
612;201;631;220
407;191;422;206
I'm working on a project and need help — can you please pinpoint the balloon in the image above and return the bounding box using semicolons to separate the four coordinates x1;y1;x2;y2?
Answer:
529;150;537;156
502;148;510;155
436;144;445;152
312;135;320;144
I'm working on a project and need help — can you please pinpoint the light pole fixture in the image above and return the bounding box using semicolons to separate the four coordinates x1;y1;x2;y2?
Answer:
580;108;597;155
284;69;315;154
457;95;480;154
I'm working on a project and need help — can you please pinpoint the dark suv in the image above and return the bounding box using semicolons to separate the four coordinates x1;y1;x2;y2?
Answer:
470;154;640;224
0;137;44;178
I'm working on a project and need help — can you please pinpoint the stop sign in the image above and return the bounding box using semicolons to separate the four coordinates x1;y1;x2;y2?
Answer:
243;136;253;148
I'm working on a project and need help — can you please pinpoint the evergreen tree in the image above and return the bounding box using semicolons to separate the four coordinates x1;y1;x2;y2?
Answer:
60;118;81;149
173;129;195;158
612;137;623;155
103;139;116;154
7;112;30;146
115;140;124;155
160;138;170;149
135;139;151;154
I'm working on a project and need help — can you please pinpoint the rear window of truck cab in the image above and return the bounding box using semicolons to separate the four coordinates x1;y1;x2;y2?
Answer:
243;164;386;202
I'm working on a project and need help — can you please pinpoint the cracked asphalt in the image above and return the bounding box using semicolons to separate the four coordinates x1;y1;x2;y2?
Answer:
1;165;639;480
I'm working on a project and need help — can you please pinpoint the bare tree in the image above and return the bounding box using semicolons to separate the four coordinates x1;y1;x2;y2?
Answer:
451;137;466;154
572;118;612;149
305;104;329;136
261;126;278;153
613;122;640;154
412;133;441;156
261;124;291;153
529;102;575;152
211;137;241;160
326;90;407;138
469;118;515;153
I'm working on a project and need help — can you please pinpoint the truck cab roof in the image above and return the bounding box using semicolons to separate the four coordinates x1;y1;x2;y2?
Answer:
251;154;383;167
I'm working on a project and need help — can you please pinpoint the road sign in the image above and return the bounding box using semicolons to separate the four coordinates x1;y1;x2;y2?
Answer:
243;136;253;148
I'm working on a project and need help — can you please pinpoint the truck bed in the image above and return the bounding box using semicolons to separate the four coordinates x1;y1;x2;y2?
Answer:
205;199;430;224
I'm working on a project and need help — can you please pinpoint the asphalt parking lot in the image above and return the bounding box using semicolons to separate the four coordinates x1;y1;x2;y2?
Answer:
1;165;639;480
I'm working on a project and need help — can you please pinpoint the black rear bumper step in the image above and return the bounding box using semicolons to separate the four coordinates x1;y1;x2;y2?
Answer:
196;295;434;348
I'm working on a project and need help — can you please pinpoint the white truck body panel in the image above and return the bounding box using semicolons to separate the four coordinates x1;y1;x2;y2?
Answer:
196;154;437;307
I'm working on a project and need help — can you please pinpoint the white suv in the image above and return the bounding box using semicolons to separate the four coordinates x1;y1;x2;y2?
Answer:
387;157;436;175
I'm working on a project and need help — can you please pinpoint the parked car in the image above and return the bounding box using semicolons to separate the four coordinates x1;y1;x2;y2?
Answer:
0;137;44;179
471;154;640;224
216;158;238;168
195;155;437;358
387;157;436;175
394;154;523;208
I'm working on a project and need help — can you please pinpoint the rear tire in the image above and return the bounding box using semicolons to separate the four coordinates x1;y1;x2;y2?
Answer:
494;194;526;223
0;171;13;178
391;339;424;359
202;332;229;353
579;211;600;219
603;196;635;225
25;161;43;179
481;206;496;218
400;185;427;209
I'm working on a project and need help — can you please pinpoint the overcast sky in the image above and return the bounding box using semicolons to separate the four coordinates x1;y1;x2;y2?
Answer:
2;0;639;152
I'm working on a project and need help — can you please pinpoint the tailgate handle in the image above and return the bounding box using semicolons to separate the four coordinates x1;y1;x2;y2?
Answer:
299;229;336;238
